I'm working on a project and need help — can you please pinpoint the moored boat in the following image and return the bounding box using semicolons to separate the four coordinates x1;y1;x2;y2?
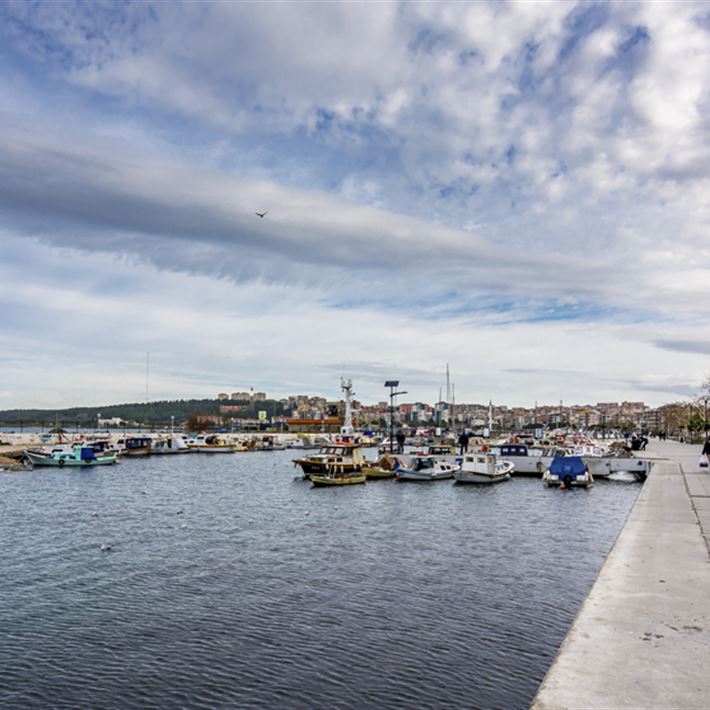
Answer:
124;436;153;457
25;445;118;467
454;453;513;484
361;454;403;479
188;434;243;453
294;443;366;479
310;471;367;486
151;435;191;454
543;456;594;488
395;455;459;481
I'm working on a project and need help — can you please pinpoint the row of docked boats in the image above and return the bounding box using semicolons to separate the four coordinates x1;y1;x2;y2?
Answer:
293;440;646;488
23;433;248;466
295;444;516;486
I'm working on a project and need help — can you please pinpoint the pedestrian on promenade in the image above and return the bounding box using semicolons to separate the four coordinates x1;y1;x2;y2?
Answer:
701;437;710;469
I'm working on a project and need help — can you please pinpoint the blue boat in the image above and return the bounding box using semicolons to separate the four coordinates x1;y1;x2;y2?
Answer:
543;456;594;488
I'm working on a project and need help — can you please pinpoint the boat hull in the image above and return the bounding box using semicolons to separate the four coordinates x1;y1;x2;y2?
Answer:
25;451;118;467
296;461;362;475
396;470;454;481
362;466;396;479
454;471;511;484
310;473;367;486
189;445;239;453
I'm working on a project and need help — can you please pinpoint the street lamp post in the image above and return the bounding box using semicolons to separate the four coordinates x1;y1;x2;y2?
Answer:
384;380;407;454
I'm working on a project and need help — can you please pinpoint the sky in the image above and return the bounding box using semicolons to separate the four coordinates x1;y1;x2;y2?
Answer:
1;1;710;409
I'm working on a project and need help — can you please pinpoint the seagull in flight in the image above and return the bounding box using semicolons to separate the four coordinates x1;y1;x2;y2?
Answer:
255;211;268;218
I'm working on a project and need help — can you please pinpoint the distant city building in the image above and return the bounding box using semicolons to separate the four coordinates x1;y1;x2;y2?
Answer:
231;392;251;401
217;393;229;400
98;417;124;427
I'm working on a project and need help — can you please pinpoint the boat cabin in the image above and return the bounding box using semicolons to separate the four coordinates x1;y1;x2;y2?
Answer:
499;444;529;457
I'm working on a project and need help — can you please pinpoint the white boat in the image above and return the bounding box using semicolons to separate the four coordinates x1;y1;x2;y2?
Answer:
151;435;191;454
491;444;569;476
396;455;460;481
543;456;594;488
188;434;241;453
252;436;287;451
454;453;514;484
571;445;651;481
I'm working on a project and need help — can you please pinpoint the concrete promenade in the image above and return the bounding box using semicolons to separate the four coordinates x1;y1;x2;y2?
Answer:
532;440;710;709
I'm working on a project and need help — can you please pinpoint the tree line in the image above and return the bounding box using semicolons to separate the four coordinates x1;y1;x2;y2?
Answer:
0;398;286;427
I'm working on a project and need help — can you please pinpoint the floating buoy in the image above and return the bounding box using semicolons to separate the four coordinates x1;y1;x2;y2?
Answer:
100;543;111;552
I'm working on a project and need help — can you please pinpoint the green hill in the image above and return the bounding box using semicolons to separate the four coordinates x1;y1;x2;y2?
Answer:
0;398;285;427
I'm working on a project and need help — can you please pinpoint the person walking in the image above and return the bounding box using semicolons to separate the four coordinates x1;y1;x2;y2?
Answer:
701;436;710;469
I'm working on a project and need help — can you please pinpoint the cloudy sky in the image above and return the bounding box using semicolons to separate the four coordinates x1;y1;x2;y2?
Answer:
1;1;709;409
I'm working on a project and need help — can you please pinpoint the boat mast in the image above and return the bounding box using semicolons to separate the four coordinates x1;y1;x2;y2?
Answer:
340;378;354;436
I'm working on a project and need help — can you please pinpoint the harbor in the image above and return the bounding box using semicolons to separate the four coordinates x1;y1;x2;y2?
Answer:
3;422;710;708
0;425;656;709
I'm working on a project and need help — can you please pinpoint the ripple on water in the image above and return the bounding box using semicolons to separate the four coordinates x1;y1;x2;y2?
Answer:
0;451;639;708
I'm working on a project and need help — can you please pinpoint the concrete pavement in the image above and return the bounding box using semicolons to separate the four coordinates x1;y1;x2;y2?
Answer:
532;440;710;709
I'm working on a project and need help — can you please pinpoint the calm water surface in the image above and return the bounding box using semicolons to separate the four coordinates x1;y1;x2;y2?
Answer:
0;450;639;709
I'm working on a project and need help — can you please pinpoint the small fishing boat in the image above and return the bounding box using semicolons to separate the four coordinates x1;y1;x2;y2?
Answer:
123;436;153;457
188;434;243;453
543;456;594;488
25;445;118;467
395;455;459;481
151;435;191;454
310;471;367;486
454;453;514;484
361;454;403;479
253;436;287;451
294;443;367;478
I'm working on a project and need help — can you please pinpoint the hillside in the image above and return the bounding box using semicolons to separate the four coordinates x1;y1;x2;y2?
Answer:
0;398;286;427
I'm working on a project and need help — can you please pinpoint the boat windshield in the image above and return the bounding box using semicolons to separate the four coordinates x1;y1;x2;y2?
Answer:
414;458;434;470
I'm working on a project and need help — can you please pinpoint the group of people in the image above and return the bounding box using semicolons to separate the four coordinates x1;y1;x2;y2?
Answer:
625;433;648;452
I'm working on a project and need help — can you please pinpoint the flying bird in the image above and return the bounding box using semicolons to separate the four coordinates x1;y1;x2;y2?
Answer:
255;211;268;218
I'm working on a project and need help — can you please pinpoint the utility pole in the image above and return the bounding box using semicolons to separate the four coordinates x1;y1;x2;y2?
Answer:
385;380;407;454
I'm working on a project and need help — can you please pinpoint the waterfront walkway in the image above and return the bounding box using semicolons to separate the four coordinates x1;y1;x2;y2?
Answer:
532;440;710;709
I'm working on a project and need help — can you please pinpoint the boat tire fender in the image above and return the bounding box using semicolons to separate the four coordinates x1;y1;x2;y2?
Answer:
58;459;65;467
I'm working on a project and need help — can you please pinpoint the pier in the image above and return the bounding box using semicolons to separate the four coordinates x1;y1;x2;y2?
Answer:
532;440;710;709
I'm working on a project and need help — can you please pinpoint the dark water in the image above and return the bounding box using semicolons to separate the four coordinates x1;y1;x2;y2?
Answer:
0;451;639;709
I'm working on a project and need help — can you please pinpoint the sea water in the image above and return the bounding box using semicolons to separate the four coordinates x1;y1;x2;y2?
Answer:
0;450;638;708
